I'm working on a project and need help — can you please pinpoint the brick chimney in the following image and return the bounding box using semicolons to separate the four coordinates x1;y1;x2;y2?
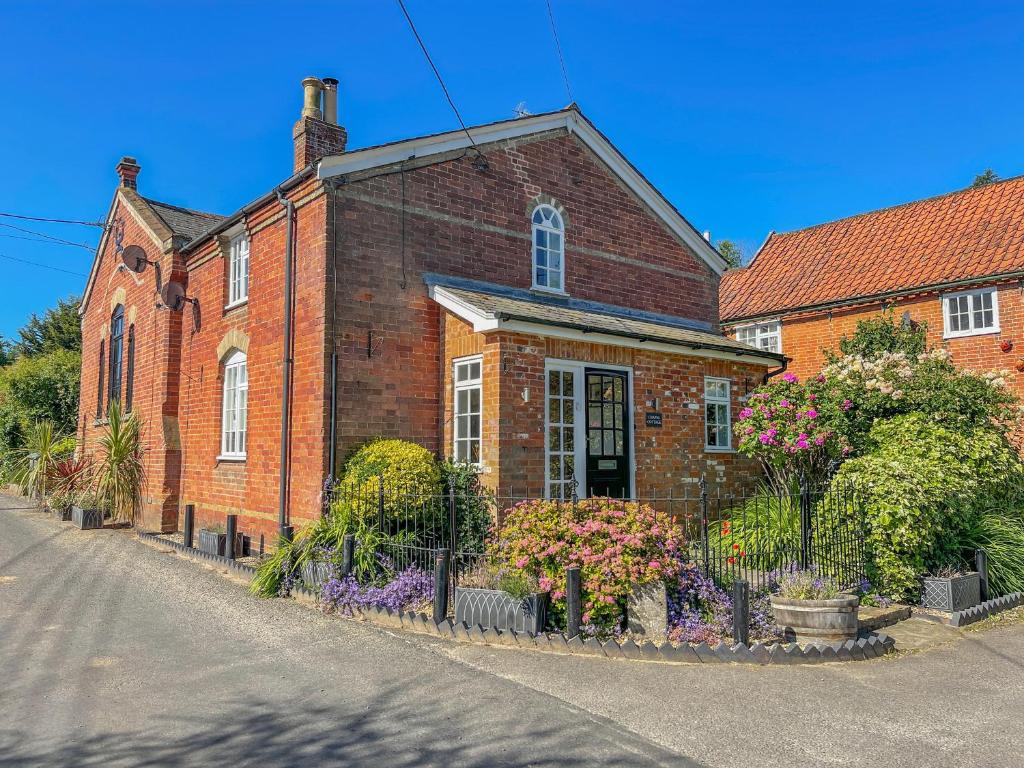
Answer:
293;76;347;172
116;156;141;189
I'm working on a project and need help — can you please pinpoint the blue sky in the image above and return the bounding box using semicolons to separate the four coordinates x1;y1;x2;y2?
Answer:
1;1;1022;339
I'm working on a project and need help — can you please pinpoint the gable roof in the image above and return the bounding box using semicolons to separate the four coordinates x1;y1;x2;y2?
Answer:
142;197;224;240
426;274;783;365
317;106;729;276
720;175;1024;322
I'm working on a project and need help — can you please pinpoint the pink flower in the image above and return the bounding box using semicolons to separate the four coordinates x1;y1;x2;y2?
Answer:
739;407;754;419
516;557;529;568
648;560;661;570
779;399;791;408
805;408;818;419
841;399;853;411
783;372;798;383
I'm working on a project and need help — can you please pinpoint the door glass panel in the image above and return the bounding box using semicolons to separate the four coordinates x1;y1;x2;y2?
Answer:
549;398;561;422
589;431;602;455
562;371;574;396
563;427;574;451
548;371;560;395
603;404;614;428
563;400;574;424
549;427;561;452
589;406;601;428
549;455;561;481
603;432;615;455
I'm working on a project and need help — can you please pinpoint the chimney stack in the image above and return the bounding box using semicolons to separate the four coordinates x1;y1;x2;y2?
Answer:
293;76;347;172
116;156;141;189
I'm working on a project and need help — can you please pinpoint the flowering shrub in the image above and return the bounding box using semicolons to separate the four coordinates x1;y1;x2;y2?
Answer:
772;568;840;600
321;565;434;617
666;563;777;644
490;498;683;631
833;414;1023;601
735;372;849;487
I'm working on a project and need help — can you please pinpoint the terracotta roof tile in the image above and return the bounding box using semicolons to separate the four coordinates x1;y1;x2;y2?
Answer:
721;176;1024;321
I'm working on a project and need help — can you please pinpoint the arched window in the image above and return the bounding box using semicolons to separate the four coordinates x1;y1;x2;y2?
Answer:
108;305;124;407
532;204;564;292
125;325;136;412
220;349;248;459
96;341;105;419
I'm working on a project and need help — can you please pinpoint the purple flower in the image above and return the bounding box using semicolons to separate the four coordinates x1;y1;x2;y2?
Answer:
805;408;818;419
841;399;853;411
739;407;754;419
779;399;791;408
782;372;798;383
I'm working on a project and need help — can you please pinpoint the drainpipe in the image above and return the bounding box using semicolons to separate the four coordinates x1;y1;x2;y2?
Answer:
762;356;789;384
276;188;295;538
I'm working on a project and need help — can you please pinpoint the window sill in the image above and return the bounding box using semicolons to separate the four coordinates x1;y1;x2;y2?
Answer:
92;418;109;427
943;327;1000;340
216;454;247;463
704;446;735;454
224;298;248;312
530;285;568;297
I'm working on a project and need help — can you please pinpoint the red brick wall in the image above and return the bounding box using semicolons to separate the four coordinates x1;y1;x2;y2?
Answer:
77;194;185;532
330;129;724;474
727;281;1024;396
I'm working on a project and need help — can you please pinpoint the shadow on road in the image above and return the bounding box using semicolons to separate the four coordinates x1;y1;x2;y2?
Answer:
0;682;694;768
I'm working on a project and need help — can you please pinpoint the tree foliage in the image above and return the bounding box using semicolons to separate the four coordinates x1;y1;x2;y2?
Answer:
14;296;82;358
716;239;743;269
831;311;927;360
971;169;1000;188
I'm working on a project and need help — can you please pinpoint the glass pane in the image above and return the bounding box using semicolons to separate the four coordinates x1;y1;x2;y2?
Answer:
549;427;561;452
548;371;560;395
456;415;467;439
536;266;547;286
469;387;480;413
707;424;717;446
614;431;624;455
550;398;561;423
470;440;480;463
535;229;547;247
602;404;614;428
563;399;574;424
613;377;623;401
589;406;601;428
718;425;730;447
561;371;573;396
563;454;575;478
469;415;480;439
469;361;481;380
549;455;561;481
706;403;717;424
456;441;467;462
457;389;469;413
613;403;623;428
589;431;602;455
983;309;994;327
563;427;574;451
603;431;614;455
535;247;547;268
533;209;544;224
456;364;468;382
588;379;601;400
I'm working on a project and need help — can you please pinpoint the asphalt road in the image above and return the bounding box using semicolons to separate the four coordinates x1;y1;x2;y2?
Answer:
1;495;1023;767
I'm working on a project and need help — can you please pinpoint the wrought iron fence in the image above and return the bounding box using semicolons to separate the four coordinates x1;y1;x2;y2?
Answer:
323;474;867;601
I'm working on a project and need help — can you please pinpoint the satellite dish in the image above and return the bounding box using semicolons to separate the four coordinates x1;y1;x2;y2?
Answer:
160;281;187;311
121;245;148;273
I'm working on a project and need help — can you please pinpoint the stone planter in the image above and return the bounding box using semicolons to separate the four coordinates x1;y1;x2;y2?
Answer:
454;587;548;634
771;594;860;643
300;561;333;591
71;506;104;530
921;572;981;613
197;529;244;558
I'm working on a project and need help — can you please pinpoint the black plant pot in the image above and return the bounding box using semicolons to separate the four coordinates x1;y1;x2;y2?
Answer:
454;587;548;634
197;529;244;558
71;506;103;530
49;505;72;522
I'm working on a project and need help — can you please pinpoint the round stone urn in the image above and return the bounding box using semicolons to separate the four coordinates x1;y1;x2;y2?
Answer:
770;594;860;643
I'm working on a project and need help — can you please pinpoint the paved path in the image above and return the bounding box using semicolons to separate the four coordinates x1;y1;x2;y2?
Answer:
1;496;1022;767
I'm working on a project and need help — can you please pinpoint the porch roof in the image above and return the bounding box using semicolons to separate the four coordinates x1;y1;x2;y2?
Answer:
428;281;784;366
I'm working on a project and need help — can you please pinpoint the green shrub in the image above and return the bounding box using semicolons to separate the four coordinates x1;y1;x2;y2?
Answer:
713;481;801;562
7;419;63;498
831;312;928;360
95;401;146;525
832;414;1022;601
340;439;441;519
440;459;495;553
490;498;684;630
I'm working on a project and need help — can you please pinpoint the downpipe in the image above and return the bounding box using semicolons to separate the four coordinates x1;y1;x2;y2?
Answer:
276;189;295;539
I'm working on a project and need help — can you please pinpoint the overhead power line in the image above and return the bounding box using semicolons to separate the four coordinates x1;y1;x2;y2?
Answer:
396;0;478;149
545;0;574;103
0;210;105;228
0;221;95;250
0;253;88;277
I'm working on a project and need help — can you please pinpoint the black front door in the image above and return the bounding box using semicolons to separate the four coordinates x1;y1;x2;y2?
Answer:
585;370;630;498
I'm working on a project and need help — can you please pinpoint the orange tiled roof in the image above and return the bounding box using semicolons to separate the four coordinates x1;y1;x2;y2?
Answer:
720;176;1024;322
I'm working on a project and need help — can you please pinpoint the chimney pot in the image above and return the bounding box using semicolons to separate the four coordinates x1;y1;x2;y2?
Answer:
322;77;339;125
301;76;324;120
116;156;141;189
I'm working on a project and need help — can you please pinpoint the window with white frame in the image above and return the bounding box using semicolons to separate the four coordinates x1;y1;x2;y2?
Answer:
453;356;482;464
532;204;564;292
227;234;250;307
220;349;248;458
736;320;781;353
705;377;731;450
943;288;999;338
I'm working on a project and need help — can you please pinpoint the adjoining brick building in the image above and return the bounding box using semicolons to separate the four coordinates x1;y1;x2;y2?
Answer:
721;177;1024;392
77;77;782;541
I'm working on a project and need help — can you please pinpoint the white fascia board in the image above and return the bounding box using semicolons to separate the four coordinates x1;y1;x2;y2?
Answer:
429;285;500;331
319;109;726;276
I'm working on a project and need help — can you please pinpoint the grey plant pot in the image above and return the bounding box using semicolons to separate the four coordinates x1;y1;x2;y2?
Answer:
197;529;244;558
454;587;548;634
921;572;980;613
71;506;104;530
300;561;333;590
49;505;72;522
771;594;860;643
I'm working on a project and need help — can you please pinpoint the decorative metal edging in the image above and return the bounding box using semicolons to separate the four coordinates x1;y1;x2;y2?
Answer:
949;592;1024;627
348;604;896;665
136;530;258;577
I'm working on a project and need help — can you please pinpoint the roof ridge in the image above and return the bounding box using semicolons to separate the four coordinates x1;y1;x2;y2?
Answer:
141;195;224;220
773;172;1024;240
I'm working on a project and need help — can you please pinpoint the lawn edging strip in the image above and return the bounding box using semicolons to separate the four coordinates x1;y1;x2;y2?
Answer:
949;592;1024;627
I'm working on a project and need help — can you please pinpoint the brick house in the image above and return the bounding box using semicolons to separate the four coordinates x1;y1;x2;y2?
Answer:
721;177;1024;393
77;77;782;541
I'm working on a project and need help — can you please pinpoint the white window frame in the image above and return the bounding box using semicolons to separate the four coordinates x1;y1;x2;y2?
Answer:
735;320;782;354
226;234;250;309
531;204;566;294
452;355;483;466
219;349;248;460
704;377;732;452
942;287;1000;339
